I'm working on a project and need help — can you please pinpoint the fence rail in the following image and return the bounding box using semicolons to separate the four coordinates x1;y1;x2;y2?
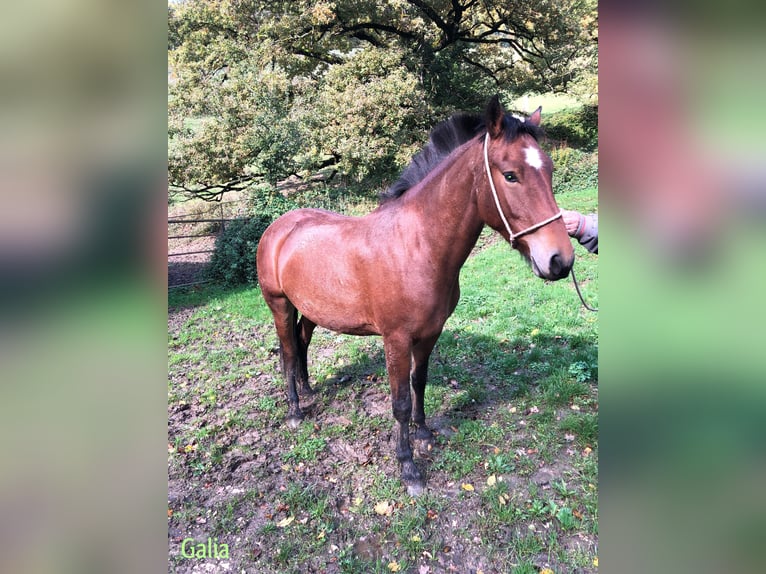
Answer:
168;202;230;289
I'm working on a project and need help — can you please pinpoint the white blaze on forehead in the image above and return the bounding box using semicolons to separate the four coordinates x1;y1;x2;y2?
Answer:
524;146;543;170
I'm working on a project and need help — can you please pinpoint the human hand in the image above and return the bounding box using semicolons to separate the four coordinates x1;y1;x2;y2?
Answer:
561;210;584;237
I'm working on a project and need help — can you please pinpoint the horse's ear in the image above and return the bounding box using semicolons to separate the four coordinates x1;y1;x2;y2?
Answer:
526;106;542;127
486;95;505;138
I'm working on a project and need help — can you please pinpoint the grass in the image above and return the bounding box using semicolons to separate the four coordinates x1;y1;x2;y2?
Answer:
168;184;597;572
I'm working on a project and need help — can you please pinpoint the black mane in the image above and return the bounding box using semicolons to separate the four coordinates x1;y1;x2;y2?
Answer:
381;110;542;202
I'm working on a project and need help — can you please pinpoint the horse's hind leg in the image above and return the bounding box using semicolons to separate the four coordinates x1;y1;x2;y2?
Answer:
411;335;438;447
296;315;316;396
266;296;304;428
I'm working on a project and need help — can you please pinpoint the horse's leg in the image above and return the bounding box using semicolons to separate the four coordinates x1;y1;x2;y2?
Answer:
268;296;303;428
296;315;316;396
411;334;439;447
383;333;424;496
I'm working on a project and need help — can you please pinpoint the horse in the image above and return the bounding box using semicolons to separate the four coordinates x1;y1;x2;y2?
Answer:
256;96;575;495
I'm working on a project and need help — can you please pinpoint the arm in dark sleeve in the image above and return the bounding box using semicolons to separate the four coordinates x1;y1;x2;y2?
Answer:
574;214;598;254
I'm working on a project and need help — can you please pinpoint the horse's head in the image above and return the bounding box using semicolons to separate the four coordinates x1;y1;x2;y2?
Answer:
478;96;574;281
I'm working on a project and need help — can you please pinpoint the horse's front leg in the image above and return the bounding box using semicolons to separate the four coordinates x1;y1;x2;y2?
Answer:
384;333;425;496
411;334;439;449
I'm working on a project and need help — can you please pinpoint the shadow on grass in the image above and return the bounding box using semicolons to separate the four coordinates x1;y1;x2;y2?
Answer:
168;260;210;289
168;280;256;311
300;328;597;423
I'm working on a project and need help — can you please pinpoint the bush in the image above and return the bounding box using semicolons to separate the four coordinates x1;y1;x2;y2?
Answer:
549;147;598;194
207;215;273;287
543;105;598;151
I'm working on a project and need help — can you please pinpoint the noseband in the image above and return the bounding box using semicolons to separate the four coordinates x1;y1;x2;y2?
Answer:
482;133;562;247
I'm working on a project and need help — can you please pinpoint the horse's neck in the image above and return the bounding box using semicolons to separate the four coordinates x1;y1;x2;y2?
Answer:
402;141;485;274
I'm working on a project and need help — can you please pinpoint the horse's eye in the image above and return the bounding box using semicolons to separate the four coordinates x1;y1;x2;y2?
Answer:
503;171;518;183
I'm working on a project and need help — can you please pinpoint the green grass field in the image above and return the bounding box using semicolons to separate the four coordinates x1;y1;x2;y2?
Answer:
168;184;598;573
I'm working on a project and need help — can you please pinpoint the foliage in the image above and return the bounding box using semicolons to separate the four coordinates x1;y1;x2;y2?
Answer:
168;0;598;200
568;360;597;383
206;215;272;287
301;47;432;184
543;105;598;151
549;147;598;195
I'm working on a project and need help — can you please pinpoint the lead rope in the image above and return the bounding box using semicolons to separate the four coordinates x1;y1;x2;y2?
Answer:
570;267;598;312
483;133;597;313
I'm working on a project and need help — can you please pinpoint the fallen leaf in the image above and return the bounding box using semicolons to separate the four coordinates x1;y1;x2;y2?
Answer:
570;404;581;411
410;535;421;542
593;557;599;567
487;475;497;486
374;500;393;516
316;530;326;540
276;516;294;528
498;493;509;506
167;509;173;517
541;569;555;574
582;446;592;456
509;406;517;413
388;561;401;572
426;509;438;520
461;483;474;492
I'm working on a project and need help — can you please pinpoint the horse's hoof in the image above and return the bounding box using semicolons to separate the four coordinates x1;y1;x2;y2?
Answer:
286;416;303;429
405;480;425;497
402;461;425;496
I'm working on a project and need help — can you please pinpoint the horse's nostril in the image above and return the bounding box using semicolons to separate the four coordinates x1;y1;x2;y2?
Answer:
549;253;563;277
548;253;570;279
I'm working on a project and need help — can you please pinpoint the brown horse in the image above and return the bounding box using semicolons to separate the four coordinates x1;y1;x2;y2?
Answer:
256;96;574;495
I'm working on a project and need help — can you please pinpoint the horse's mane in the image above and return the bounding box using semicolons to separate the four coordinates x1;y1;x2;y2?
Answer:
381;110;543;202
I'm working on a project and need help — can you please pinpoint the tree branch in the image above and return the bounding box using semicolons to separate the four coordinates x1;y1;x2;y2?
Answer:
169;175;258;202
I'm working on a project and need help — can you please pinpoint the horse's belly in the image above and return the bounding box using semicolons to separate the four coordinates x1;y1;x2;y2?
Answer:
281;264;380;336
291;292;379;336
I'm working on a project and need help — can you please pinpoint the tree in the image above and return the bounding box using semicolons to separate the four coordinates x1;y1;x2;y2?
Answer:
168;0;597;201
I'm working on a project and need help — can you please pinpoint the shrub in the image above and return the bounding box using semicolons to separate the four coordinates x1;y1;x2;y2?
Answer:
543;105;598;151
549;147;598;194
207;215;273;287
